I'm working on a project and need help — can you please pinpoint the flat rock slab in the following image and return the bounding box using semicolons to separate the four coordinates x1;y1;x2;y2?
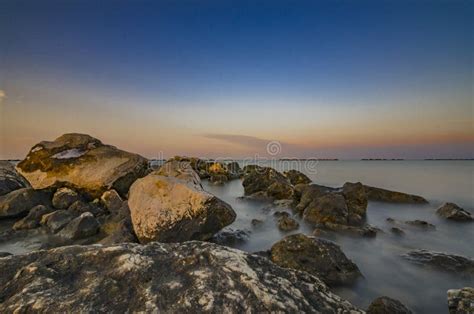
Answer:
402;249;474;277
0;241;363;313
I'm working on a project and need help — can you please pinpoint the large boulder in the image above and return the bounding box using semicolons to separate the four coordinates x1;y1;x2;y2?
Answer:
363;185;427;204
402;250;474;276
367;296;412;314
447;287;474;314
16;133;150;198
0;242;363;313
242;166;294;200
437;203;473;222
129;172;236;243
283;170;311;185
0;161;30;196
270;233;362;286
0;188;52;218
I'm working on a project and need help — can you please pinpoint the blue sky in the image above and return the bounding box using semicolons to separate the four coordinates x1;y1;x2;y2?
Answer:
0;0;472;159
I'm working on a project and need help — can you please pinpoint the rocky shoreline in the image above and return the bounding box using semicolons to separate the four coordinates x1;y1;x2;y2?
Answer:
0;133;472;313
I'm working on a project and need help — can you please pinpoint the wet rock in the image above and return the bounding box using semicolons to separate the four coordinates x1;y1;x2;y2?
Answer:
129;172;236;243
405;220;435;229
391;227;405;236
209;174;229;185
295;184;335;213
210;228;250;246
273;211;290;218
447;287;474;314
251;219;263;227
0;252;12;258
364;185;427;204
283;170;311;185
277;216;299;231
437;203;473;222
41;210;76;233
303;193;348;225
367;296;412;314
342;182;368;217
402;250;474;276
12;205;54;230
100;189;123;213
321;222;378;238
0;188;52;218
270;233;362;286
58;212;100;240
0;241;363;312
52;187;81;209
242;166;294;200
16;133;150;198
0;161;30;196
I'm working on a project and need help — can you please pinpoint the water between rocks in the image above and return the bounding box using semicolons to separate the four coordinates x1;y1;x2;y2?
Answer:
203;160;473;313
1;160;472;312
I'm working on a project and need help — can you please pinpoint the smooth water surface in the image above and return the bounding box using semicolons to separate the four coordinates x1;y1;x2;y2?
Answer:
203;160;474;313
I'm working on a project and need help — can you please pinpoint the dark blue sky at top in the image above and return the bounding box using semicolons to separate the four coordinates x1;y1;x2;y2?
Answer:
1;0;472;106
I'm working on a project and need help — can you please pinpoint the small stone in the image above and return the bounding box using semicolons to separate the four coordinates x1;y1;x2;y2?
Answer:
100;189;123;213
437;203;473;222
42;210;76;233
251;219;263;227
58;212;100;240
13;205;54;230
52;187;81;209
277;216;299;231
391;227;405;236
405;220;435;229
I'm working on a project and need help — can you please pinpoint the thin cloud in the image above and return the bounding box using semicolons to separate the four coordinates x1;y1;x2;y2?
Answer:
202;134;276;148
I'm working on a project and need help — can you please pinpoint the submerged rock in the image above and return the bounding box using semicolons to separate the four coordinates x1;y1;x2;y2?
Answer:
12;205;54;230
0;161;30;196
58;212;100;240
321;222;378;238
404;220;435;229
209;174;229;185
210;228;250;246
447;287;474;314
0;241;363;312
283;170;311;185
402;249;474;276
437;203;473;222
270;233;362;286
242;166;294;200
277;216;299;231
52;187;81;209
363;185;427;204
0;188;52;218
391;227;405;236
128;172;236;243
367;296;412;314
16;133;150;198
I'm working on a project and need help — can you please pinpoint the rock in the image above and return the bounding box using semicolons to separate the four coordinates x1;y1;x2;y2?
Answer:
210;228;250;246
303;193;348;225
0;188;52;218
0;252;12;258
277;216;299;231
364;185;427;204
251;219;263;227
100;189;123;213
391;227;405;236
226;161;242;178
0;241;363;313
242;166;294;200
41;210;76;233
273;211;290;218
404;220;435;229
57;212;99;240
447;287;474;314
68;200;94;216
52;187;81;209
208;162;229;177
402;250;474;276
295;184;336;214
12;205;54;230
209;174;229;185
99;202;137;245
342;182;368;217
437;203;473;222
129;173;236;243
270;233;362;286
0;161;30;196
283;170;311;185
16;133;150;198
321;222;378;238
367;296;412;314
156;160;201;185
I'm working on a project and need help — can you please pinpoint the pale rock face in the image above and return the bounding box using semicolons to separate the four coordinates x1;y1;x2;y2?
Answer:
0;241;364;313
128;173;236;243
155;160;201;185
16;133;150;198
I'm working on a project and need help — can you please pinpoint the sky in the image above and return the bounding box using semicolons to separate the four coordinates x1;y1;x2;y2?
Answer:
0;0;472;159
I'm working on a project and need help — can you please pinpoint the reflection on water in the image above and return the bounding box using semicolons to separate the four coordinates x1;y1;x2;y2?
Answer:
203;160;474;313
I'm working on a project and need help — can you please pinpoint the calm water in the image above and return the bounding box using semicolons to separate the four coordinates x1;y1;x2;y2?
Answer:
203;160;474;313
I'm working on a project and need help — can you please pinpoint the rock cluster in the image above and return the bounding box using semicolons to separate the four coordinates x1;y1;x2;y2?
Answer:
0;241;363;313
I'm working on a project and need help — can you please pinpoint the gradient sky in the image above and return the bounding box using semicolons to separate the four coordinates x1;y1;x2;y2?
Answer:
0;0;472;159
